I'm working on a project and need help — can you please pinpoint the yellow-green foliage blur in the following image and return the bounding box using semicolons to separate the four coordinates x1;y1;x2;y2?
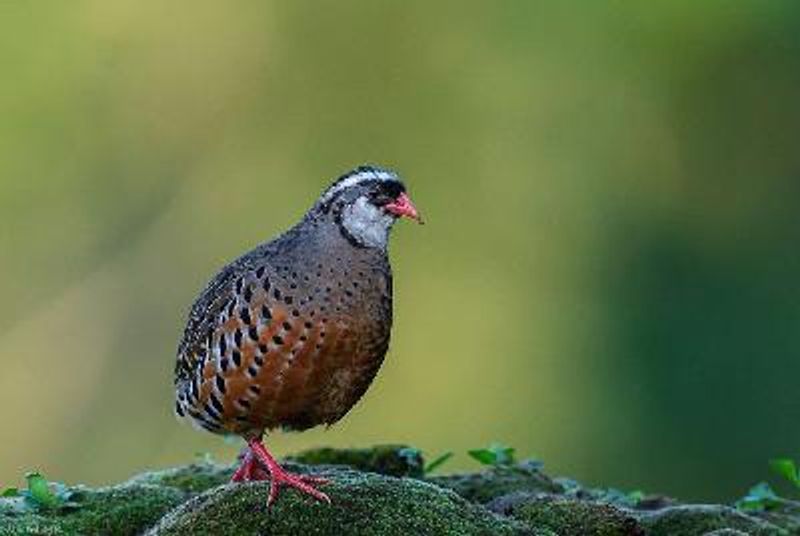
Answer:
1;2;798;502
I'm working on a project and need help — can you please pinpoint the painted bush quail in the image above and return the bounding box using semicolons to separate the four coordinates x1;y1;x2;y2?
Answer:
174;165;421;505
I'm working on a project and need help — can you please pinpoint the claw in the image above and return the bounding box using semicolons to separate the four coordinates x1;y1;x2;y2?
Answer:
230;438;331;506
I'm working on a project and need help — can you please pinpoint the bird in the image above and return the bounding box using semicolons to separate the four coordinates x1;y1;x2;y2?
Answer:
173;165;421;506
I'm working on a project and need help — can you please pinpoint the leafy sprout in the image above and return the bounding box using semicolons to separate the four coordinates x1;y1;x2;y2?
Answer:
0;472;82;512
424;452;454;475
25;472;61;509
1;487;20;498
736;482;784;512
770;458;800;489
468;443;516;467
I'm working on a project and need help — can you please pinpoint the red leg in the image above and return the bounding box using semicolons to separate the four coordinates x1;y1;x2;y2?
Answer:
231;450;259;482
230;438;330;506
248;438;331;506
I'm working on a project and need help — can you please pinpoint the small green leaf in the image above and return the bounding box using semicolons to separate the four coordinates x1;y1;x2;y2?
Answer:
468;449;496;465
25;472;60;509
424;452;454;474
1;487;20;497
468;443;516;466
627;490;645;506
736;482;784;512
770;458;800;487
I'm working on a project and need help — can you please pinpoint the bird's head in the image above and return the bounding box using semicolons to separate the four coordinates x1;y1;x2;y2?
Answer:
311;165;422;249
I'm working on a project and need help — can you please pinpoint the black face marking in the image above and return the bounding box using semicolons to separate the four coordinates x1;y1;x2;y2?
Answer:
248;385;261;396
368;179;405;206
232;350;242;367
238;398;251;408
248;326;259;341
239;307;252;325
246;365;258;377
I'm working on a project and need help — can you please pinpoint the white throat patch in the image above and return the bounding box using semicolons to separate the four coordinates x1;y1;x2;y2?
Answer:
341;196;395;248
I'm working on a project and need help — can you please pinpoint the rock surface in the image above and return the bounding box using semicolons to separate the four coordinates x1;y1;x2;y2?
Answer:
1;445;798;535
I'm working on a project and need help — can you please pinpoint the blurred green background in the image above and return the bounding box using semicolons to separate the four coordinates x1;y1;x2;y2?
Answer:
1;1;798;502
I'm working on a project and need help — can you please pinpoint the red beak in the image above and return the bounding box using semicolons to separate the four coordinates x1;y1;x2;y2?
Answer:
384;192;423;223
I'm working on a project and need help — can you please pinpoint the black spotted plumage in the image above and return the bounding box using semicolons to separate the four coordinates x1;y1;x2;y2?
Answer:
174;166;418;440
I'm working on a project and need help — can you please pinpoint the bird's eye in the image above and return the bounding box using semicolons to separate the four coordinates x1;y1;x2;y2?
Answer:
370;182;404;205
370;191;392;206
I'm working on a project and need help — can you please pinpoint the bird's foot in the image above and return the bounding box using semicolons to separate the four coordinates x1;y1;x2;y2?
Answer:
232;438;331;506
231;449;265;482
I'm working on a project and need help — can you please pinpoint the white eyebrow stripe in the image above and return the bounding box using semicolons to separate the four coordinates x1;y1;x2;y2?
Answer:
320;169;397;203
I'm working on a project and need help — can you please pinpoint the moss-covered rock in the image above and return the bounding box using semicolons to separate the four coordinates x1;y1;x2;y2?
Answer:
488;492;643;536
130;461;234;493
3;445;800;535
286;444;424;478
429;461;563;504
638;504;787;536
754;500;800;534
0;483;187;536
148;468;529;536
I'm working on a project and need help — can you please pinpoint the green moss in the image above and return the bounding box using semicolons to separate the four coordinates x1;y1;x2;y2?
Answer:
756;501;800;534
429;463;563;504
5;446;800;535
286;444;424;478
1;483;186;536
131;462;234;493
150;468;530;536
639;505;787;536
489;493;643;535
